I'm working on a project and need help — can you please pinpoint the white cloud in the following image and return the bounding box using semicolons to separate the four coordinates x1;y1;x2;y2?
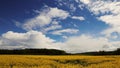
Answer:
0;40;2;45
86;1;120;15
62;34;119;53
79;0;120;38
99;15;120;27
64;35;108;53
80;0;91;4
22;7;69;31
41;21;62;34
51;29;79;35
44;25;62;32
44;25;62;33
0;31;59;49
48;8;69;19
23;14;51;31
72;16;85;21
99;14;120;37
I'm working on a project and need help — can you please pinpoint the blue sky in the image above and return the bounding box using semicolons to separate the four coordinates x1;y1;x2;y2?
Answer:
0;0;120;53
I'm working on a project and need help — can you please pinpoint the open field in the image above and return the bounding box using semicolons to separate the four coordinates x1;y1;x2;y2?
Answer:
0;55;119;68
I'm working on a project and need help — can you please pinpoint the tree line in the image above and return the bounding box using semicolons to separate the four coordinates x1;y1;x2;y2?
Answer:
0;49;68;55
0;48;119;55
79;48;120;55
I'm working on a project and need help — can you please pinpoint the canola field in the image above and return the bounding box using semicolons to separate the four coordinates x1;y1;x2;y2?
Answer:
0;55;119;68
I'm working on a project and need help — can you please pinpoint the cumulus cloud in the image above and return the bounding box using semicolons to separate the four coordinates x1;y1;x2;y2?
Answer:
0;31;59;49
63;35;108;53
51;29;79;35
22;7;69;31
72;16;85;21
62;34;120;53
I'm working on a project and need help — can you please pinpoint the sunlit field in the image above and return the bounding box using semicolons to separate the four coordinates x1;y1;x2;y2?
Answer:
0;55;119;68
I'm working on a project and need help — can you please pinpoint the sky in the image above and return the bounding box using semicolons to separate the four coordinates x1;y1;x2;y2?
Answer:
0;0;120;53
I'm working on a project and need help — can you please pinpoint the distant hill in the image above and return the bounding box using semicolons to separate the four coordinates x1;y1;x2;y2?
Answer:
0;48;119;55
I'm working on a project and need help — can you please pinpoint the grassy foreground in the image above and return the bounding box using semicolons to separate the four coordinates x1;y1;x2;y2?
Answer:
0;55;119;68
